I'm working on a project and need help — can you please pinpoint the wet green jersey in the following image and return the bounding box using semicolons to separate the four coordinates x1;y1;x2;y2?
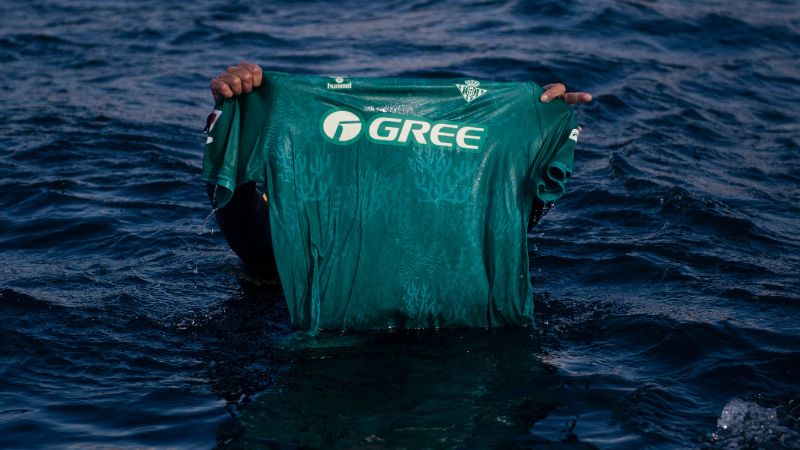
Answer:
203;71;578;331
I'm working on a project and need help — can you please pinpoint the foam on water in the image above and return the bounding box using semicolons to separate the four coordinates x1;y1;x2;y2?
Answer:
709;398;800;450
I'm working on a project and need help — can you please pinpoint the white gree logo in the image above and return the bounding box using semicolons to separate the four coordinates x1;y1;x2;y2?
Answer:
320;109;363;144
320;108;488;151
456;79;487;103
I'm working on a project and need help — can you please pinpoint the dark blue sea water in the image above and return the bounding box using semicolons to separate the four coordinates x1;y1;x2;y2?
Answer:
1;0;799;448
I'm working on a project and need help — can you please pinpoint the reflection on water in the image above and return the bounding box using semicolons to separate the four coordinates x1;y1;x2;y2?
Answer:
228;331;565;448
204;276;592;449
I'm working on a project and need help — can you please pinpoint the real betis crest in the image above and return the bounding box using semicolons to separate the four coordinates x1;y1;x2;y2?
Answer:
456;79;487;103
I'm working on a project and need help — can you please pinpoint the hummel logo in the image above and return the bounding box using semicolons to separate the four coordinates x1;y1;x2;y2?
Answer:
327;76;352;90
456;80;487;103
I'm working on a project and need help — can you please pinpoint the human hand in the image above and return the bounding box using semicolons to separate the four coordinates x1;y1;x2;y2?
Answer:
540;83;592;104
210;62;263;102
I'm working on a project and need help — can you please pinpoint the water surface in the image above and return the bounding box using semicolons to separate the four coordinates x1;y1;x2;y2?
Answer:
1;0;799;448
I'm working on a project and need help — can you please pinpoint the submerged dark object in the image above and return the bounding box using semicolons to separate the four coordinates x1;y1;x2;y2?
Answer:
208;182;276;269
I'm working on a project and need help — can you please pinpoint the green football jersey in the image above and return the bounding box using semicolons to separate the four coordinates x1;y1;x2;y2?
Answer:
203;71;578;332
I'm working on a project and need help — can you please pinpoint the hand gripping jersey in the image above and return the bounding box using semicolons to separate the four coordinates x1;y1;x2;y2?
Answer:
203;71;578;332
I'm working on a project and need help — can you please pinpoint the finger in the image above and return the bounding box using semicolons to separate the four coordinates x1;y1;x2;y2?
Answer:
540;83;566;102
210;78;234;101
218;73;243;96
227;66;253;94
562;92;593;105
226;66;253;93
238;61;263;88
211;68;230;100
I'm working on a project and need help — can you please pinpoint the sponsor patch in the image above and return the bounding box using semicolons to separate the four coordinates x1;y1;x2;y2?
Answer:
319;108;487;152
569;128;580;142
204;109;222;133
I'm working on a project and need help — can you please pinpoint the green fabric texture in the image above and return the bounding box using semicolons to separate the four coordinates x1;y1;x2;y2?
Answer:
202;71;578;332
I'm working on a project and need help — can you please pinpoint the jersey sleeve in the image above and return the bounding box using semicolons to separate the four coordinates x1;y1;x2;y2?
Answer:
531;102;579;203
201;86;271;208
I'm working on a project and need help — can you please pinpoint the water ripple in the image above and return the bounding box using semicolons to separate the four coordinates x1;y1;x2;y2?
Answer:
1;0;799;448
